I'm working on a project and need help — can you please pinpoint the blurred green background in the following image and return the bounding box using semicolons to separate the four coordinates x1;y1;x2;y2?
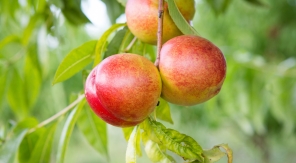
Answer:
0;0;296;162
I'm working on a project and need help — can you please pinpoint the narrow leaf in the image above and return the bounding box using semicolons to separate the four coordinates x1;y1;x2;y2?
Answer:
18;128;45;163
0;130;28;163
61;0;90;25
53;40;97;84
56;99;85;163
93;23;126;67
148;119;203;162
7;69;28;118
77;104;108;157
126;126;141;163
122;127;135;141
105;27;128;58
166;0;198;35
24;48;42;108
28;123;58;163
155;98;173;124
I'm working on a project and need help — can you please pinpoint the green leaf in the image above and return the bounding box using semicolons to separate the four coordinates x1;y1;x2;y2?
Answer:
129;39;146;56
7;68;28;118
28;123;57;163
166;0;198;35
22;14;43;46
205;0;233;15
18;128;45;163
77;104;108;157
61;0;90;25
0;35;19;49
244;0;264;6
0;130;28;163
203;147;226;163
148;119;203;162
13;117;39;134
24;47;42;108
93;23;126;67
0;68;8;107
117;0;127;7
155;98;174;124
142;132;175;163
57;99;85;163
118;28;134;53
122;127;135;141
126;126;142;163
105;27;128;58
52;40;97;84
101;0;125;24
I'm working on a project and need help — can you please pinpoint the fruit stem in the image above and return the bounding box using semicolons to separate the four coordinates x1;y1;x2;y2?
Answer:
154;0;164;68
124;36;137;52
27;94;85;134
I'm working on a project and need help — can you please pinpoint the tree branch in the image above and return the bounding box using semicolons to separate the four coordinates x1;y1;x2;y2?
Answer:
154;0;164;68
28;94;85;134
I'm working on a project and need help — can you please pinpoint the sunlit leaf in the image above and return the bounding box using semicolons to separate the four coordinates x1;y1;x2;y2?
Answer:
117;0;127;7
56;99;85;163
142;132;175;163
126;126;141;163
93;23;126;67
0;35;19;49
155;98;173;124
0;130;28;163
61;0;90;25
166;0;198;35
148;119;203;162
28;123;57;163
52;40;97;84
105;27;128;58
77;104;108;157
122;127;135;141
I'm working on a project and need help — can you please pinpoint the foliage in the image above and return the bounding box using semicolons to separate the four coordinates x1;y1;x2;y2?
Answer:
0;0;295;163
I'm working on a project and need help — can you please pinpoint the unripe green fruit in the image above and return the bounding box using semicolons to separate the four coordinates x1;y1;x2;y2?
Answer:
159;35;227;106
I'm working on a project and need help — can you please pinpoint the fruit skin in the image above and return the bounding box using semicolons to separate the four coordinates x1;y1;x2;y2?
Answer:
85;67;141;127
159;35;226;106
125;0;195;45
85;53;162;127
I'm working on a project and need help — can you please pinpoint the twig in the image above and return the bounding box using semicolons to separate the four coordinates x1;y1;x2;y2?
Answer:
154;0;164;68
28;94;85;134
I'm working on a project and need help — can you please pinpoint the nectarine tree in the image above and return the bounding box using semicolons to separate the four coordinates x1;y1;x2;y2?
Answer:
0;0;238;162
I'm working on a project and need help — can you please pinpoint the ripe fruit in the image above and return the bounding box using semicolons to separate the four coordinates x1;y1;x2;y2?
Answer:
159;35;226;106
85;53;162;127
125;0;195;45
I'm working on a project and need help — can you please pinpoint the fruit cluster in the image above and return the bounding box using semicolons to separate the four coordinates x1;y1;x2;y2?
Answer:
85;0;226;127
